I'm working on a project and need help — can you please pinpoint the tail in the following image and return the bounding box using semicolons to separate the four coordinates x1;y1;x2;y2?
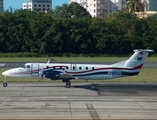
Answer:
112;49;154;76
112;49;154;69
124;49;154;68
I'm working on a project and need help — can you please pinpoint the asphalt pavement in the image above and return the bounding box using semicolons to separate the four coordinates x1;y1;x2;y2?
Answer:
0;83;157;119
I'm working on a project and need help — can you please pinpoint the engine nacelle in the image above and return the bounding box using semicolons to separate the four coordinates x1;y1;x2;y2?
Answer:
44;70;62;80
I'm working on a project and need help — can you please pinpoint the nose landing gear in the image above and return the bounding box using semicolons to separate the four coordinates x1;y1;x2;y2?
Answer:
3;76;7;87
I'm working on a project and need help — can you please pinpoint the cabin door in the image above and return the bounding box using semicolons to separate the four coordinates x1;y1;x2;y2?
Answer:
31;63;39;77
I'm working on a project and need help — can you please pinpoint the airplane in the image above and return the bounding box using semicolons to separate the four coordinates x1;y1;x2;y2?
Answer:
2;49;154;88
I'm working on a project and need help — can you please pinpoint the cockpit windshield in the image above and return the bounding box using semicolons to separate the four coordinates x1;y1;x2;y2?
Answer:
21;64;30;69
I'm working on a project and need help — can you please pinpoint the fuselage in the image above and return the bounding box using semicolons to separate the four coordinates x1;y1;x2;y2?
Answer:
2;62;141;80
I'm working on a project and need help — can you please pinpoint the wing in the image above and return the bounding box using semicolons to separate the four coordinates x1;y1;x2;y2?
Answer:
56;73;75;79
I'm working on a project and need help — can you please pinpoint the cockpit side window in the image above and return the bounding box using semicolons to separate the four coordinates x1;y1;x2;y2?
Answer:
21;65;25;68
26;65;30;68
21;64;30;69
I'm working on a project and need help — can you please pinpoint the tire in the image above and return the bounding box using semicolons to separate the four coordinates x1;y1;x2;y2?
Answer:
3;83;7;87
66;82;71;88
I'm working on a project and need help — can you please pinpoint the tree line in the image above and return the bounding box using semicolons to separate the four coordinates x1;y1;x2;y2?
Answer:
0;2;157;56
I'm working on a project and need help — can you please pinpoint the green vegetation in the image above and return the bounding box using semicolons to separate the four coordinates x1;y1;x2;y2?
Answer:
0;2;157;56
0;68;157;83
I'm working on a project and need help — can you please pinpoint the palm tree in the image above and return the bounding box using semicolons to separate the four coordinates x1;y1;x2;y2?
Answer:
127;0;141;13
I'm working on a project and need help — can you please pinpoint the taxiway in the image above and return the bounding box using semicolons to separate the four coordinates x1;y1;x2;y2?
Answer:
0;82;157;119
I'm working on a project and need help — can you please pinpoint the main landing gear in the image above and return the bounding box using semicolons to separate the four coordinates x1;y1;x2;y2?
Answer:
3;76;8;87
66;82;71;88
62;79;71;88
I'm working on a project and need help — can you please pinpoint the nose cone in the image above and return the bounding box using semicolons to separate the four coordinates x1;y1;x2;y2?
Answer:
2;71;8;76
2;68;23;77
2;69;14;76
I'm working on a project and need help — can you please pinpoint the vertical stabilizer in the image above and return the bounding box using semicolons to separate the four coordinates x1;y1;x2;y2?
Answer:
124;49;154;68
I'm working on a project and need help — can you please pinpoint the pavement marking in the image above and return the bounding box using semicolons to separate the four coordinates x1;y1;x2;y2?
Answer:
86;103;100;120
68;96;73;119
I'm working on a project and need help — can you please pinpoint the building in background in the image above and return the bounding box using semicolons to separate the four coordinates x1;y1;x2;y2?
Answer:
69;0;157;18
118;0;127;10
148;0;157;11
118;0;157;11
23;0;52;12
0;0;3;13
134;0;157;18
69;0;118;18
136;11;157;18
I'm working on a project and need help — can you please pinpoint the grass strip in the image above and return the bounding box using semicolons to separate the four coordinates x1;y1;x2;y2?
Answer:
0;57;157;62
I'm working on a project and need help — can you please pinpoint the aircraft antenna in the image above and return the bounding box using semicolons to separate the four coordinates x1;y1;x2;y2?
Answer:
47;58;54;64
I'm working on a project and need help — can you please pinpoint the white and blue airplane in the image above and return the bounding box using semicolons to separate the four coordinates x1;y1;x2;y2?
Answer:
2;49;153;88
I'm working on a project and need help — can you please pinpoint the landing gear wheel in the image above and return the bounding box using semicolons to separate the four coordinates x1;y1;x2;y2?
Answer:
3;83;7;87
66;82;71;88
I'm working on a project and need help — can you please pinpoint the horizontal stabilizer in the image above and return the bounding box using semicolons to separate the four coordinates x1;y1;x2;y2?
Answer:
134;49;154;52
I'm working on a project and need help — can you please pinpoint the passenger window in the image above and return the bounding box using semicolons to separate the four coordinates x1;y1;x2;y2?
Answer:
66;67;69;69
47;66;49;68
86;67;88;70
79;67;82;70
92;67;95;70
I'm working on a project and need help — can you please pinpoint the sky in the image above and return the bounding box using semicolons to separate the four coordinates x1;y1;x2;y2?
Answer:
4;0;68;11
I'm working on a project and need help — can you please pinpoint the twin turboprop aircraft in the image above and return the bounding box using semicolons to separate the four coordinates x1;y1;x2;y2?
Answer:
2;49;153;88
